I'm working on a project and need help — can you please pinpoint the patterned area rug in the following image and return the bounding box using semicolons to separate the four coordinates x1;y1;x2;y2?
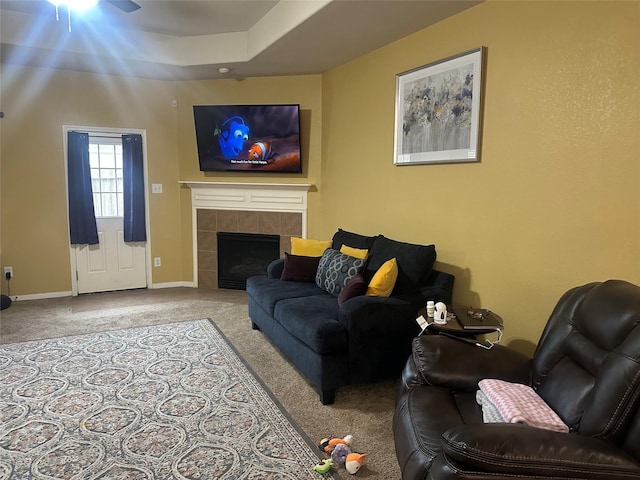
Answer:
0;319;333;479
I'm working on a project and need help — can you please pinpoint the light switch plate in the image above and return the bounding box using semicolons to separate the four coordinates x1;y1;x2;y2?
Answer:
152;184;163;194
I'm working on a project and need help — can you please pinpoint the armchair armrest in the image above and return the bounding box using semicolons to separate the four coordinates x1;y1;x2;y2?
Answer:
266;258;284;279
404;335;531;391
434;423;640;479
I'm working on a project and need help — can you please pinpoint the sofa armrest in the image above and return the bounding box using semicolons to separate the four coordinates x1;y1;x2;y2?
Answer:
338;294;424;383
337;268;454;384
266;258;284;279
341;268;454;326
404;335;531;391
339;294;418;331
433;423;640;479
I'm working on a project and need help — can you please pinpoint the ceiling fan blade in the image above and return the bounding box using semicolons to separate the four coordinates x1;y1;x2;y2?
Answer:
105;0;141;13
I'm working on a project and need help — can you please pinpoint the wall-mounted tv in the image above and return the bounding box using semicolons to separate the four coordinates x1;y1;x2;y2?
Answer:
193;104;302;173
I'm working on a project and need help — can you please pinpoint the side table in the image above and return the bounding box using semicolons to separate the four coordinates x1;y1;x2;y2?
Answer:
416;306;503;348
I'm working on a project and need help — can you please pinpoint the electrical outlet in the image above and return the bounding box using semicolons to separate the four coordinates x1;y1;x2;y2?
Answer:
4;266;13;279
154;257;161;267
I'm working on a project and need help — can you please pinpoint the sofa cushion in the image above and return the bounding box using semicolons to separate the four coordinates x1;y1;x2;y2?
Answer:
274;295;347;354
338;274;368;306
365;236;436;295
316;249;366;297
281;252;321;283
331;228;378;251
246;275;326;317
291;237;332;256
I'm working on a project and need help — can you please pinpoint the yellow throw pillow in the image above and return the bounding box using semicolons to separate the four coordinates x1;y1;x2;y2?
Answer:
366;258;398;297
291;237;332;257
339;245;369;259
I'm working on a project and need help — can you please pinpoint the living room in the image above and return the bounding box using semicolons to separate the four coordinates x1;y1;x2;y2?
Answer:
1;1;639;476
2;1;638;349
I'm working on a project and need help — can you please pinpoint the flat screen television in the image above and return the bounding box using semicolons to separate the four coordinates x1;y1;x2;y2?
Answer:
193;104;302;173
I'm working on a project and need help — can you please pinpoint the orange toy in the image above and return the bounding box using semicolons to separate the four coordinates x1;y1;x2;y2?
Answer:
345;452;367;474
319;435;353;454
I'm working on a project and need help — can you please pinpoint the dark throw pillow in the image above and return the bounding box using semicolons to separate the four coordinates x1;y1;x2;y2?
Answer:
315;249;365;297
280;252;321;283
365;235;436;295
338;274;368;306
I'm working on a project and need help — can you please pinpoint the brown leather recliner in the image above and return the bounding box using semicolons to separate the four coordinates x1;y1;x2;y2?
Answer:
393;280;640;479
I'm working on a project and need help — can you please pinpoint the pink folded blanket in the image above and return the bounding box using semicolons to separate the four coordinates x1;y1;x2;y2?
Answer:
478;379;569;433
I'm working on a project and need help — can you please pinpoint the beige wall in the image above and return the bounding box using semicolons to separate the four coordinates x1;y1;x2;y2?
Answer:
0;69;321;295
1;1;638;351
173;75;323;281
320;0;640;350
0;68;182;294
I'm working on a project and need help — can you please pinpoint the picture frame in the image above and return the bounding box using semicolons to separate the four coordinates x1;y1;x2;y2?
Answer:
393;47;486;165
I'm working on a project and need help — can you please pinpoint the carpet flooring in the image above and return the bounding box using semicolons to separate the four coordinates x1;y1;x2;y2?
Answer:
0;319;334;479
0;288;402;479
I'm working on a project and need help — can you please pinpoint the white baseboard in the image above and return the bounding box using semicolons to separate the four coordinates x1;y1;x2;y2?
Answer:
11;282;196;301
12;291;73;301
151;281;194;289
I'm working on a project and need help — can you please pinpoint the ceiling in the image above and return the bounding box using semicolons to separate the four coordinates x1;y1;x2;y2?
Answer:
0;0;481;81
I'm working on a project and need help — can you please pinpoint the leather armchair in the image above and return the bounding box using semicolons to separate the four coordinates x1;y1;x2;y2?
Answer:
393;280;640;479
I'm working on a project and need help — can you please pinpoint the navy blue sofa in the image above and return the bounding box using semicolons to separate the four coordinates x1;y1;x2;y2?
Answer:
246;229;454;404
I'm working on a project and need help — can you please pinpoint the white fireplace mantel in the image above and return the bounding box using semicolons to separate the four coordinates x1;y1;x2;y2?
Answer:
180;181;312;213
181;181;313;287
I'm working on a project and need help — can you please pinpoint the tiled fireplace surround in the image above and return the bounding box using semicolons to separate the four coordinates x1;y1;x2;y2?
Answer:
197;209;302;289
183;182;311;289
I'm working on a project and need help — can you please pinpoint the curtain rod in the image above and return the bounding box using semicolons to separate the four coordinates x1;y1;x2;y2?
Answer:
88;134;124;139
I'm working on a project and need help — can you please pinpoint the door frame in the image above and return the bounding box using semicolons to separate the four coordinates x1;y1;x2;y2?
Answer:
63;125;152;296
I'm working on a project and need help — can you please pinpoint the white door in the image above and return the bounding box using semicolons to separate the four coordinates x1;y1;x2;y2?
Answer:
75;218;147;294
71;134;148;294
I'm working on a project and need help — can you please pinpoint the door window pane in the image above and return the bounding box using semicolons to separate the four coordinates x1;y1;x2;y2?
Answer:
99;145;116;168
93;193;102;216
102;193;118;217
89;140;123;218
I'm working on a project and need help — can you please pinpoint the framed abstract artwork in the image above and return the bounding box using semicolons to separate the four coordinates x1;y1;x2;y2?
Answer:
393;47;486;165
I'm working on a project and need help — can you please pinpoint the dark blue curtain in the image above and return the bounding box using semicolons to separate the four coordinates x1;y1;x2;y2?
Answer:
68;131;99;245
122;134;146;242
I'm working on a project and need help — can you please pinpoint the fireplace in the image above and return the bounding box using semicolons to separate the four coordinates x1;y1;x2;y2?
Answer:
217;232;280;290
181;182;312;289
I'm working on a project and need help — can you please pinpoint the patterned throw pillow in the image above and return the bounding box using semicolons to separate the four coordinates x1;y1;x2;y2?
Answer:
315;249;365;297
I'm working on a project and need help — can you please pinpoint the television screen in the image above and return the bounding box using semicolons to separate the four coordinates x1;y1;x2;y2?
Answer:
193;104;302;173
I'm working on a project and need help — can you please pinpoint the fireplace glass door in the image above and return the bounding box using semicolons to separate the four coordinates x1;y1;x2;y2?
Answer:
217;232;280;289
